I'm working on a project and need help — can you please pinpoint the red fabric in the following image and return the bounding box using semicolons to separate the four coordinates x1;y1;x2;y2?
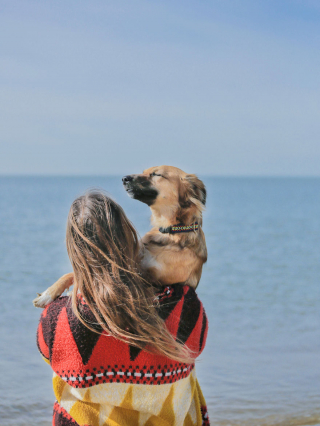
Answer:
37;321;49;360
201;406;210;426
53;402;79;426
37;285;208;389
51;307;85;372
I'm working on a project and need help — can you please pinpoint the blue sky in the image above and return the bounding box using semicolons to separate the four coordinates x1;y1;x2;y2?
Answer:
0;0;319;175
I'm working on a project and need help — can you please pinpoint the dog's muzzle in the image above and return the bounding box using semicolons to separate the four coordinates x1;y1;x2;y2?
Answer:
122;175;134;184
122;175;159;206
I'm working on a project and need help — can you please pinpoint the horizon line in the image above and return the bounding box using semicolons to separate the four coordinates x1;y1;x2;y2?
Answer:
0;174;319;178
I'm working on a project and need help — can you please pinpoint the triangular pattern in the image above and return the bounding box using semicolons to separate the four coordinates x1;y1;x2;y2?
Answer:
41;297;67;359
196;378;207;407
138;412;154;426
165;296;184;340
129;345;142;361
51;307;86;373
69;389;100;426
192;377;204;426
176;287;201;344
52;374;67;404
158;285;184;322
52;373;210;425
37;287;210;425
53;403;78;426
186;387;199;425
66;304;102;365
119;386;135;410
144;415;169;426
199;310;207;353
108;386;140;426
85;331;129;373
183;413;196;426
157;385;175;425
183;374;201;426
184;304;204;354
171;369;196;425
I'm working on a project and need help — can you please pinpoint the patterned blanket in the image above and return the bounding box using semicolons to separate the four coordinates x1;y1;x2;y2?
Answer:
37;285;210;425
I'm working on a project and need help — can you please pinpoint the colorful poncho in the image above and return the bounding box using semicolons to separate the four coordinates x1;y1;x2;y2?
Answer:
37;285;210;426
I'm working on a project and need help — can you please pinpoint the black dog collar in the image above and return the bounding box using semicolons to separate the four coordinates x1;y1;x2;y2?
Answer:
159;222;199;234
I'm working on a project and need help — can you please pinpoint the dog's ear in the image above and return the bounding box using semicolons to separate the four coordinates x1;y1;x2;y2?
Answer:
179;174;206;208
186;174;206;206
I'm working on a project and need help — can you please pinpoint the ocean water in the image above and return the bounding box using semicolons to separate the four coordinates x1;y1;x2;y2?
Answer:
0;176;319;426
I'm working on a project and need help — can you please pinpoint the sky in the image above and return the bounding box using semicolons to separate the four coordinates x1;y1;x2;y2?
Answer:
0;0;319;176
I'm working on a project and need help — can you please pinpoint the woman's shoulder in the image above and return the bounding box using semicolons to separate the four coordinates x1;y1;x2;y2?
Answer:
157;285;208;355
156;284;203;314
37;296;70;362
39;295;70;321
37;295;100;362
39;294;97;333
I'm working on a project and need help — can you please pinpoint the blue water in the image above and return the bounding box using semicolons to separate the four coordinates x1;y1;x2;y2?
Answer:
0;177;319;425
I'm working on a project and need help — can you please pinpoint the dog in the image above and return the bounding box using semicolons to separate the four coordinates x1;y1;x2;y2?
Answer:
33;165;207;308
122;165;207;288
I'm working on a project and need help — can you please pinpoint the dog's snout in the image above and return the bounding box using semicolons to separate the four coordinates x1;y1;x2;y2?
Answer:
122;175;134;184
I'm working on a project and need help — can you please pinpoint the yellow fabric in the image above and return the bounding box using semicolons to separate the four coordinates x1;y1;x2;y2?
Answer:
42;356;50;365
196;379;207;407
184;413;196;426
53;375;67;403
70;390;101;425
52;369;205;426
108;387;140;426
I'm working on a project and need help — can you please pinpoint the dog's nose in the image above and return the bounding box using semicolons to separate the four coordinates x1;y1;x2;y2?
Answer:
122;175;134;184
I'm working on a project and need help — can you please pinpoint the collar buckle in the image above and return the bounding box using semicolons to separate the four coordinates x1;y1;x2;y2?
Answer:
159;222;199;234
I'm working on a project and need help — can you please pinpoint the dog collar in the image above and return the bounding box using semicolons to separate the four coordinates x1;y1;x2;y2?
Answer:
159;222;199;234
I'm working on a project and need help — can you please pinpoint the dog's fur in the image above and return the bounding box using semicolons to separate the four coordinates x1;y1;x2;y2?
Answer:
123;165;207;288
33;165;207;308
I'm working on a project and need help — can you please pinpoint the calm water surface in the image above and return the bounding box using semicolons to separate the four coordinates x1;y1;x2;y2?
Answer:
0;177;319;425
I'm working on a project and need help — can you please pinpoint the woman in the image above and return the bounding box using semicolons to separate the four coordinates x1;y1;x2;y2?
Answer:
37;190;209;426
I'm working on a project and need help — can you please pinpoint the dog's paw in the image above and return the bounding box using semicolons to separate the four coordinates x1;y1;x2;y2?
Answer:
33;290;53;308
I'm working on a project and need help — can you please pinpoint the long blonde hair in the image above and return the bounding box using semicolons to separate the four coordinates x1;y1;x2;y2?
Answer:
66;190;193;363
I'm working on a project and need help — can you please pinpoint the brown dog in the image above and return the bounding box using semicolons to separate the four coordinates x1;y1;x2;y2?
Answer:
123;165;207;288
33;165;207;307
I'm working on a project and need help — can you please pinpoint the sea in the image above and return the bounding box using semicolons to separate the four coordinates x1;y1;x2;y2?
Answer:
0;176;319;426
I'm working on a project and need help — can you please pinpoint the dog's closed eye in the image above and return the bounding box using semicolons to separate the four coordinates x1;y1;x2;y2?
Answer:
150;172;166;179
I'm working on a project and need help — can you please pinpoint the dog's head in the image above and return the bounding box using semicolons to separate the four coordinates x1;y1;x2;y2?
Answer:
122;165;206;226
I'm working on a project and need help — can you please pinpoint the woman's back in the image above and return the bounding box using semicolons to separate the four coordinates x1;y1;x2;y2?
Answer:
37;284;209;426
36;191;210;425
